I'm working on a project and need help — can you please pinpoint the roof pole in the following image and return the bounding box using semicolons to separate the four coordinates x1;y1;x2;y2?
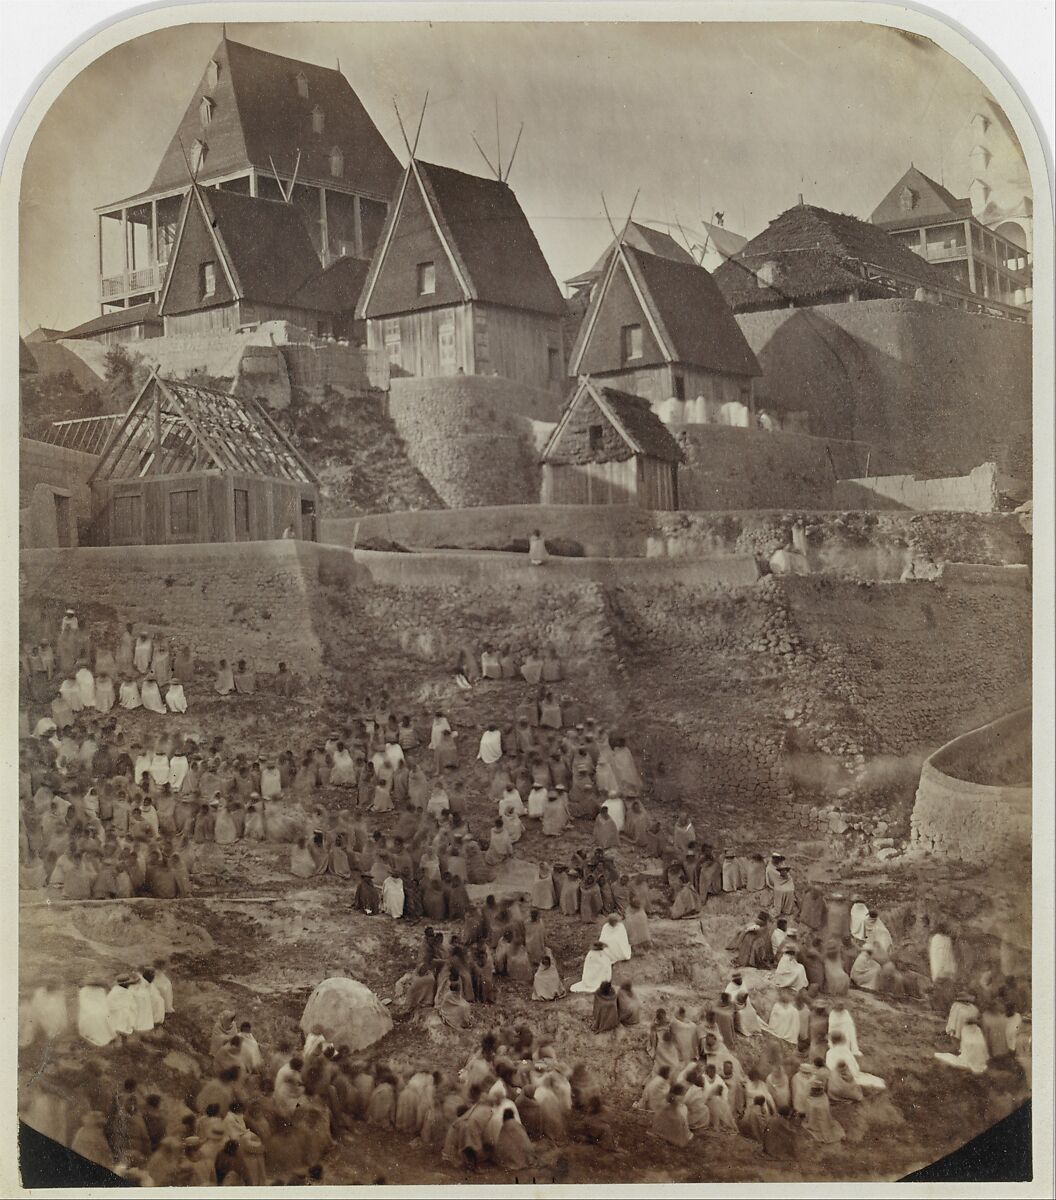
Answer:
153;386;162;475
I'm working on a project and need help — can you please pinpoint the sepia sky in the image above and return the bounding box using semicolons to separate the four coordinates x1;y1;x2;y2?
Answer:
17;18;1024;332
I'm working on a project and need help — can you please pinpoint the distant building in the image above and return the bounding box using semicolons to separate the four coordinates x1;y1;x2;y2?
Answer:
714;198;1026;321
358;159;568;394
540;377;683;509
568;242;760;412
89;372;320;545
870;166;1031;311
157;183;367;339
564;220;696;301
19;337;38;376
62;303;163;345
93;35;400;317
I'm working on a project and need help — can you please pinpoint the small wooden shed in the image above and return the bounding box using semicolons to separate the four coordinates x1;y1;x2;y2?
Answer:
540;377;683;509
89;372;321;545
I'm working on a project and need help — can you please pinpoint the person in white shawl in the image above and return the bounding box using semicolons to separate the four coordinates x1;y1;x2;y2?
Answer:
429;714;451;751
151;961;174;1014
119;677;141;710
165;683;187;714
381;873;405;919
149;748;171;789
772;947;808;991
767;989;800;1045
75;664;96;709
935;1023;988;1076
863;911;893;957
828;1002;861;1056
106;976;137;1037
601;792;626;832
30;982;69;1041
59;675;83;713
598;915;631;963
527;784;548;819
384;739;405;771
826;1033;885;1093
946;993;980;1039
570;942;613;993
478;726;504;765
849;897;869;941
168;750;189;793
929;926;958;982
133;633;153;674
141;674;166;715
77;982;114;1047
129;973;156;1032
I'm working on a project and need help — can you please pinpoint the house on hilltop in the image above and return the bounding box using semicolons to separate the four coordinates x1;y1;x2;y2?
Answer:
357;159;568;393
89;372;320;545
870;166;1031;311
568;242;761;417
93;35;400;317
157;184;367;338
540;377;683;509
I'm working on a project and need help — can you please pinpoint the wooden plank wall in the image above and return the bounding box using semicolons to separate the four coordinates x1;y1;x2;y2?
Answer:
472;304;565;394
638;455;679;510
541;458;638;506
162;305;239;337
366;306;470;378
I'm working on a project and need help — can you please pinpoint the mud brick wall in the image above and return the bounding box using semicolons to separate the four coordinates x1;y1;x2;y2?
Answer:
19;541;324;673
833;463;1000;512
19;438;97;513
386;376;553;508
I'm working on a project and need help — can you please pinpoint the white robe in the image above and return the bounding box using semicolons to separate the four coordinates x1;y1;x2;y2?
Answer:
381;876;405;919
119;681;141;710
60;678;83;712
828;1009;861;1056
477;730;503;764
429;718;451;750
134;638;153;674
165;684;187;713
149;754;171;787
30;988;69;1040
599;920;632;962
129;979;155;1031
946;1001;979;1039
141;681;166;714
75;667;96;709
773;956;808;991
849;902;869;941
77;986;114;1047
929;933;957;982
384;742;405;771
147;980;166;1023
570;949;613;993
529;535;549;565
106;985;136;1036
826;1043;885;1090
153;970;174;1014
527;787;548;819
864;918;893;956
767;1001;800;1045
601;796;626;832
169;755;189;793
260;767;283;799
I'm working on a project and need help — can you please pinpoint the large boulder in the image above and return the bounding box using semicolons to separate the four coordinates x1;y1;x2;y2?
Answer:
300;977;392;1052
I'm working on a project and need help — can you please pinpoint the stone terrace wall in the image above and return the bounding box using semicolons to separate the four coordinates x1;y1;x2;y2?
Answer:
19;541;324;673
911;709;1031;860
328;505;1030;579
675;424;890;510
386;376;554;508
736;298;1032;478
833;463;1000;512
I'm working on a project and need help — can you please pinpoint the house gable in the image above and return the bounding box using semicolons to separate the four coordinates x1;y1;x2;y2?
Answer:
575;254;667;376
159;192;236;316
360;169;466;318
544;386;638;466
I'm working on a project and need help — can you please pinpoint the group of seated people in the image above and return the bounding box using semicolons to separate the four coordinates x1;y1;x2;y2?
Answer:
454;643;564;691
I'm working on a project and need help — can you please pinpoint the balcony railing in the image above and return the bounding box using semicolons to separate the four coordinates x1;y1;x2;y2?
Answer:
922;243;968;262
99;261;166;301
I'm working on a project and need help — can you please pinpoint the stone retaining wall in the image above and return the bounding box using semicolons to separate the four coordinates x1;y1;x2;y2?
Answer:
911;710;1031;860
833;462;1000;512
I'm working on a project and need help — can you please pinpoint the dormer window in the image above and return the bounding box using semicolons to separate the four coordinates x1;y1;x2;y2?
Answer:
757;260;778;287
417;261;436;296
295;71;309;99
199;96;214;128
329;146;344;178
312;106;325;135
190;138;207;174
898;186;917;213
207;59;220;88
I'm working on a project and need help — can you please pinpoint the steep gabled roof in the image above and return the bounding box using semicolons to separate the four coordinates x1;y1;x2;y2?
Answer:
565;221;695;288
91;373;318;484
542;378;684;465
569;243;760;377
358;159;565;319
158;186;324;315
713;202;952;311
287;255;370;315
869;165;973;229
148;37;401;200
63;302;162;341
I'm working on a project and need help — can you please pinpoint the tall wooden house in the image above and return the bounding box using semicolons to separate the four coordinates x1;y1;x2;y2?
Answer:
157;184;369;338
89;373;320;546
357;159;568;393
93;36;400;318
568;242;761;411
540;377;683;509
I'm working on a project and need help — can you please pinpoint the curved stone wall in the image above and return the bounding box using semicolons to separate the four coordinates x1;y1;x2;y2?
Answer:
911;708;1031;860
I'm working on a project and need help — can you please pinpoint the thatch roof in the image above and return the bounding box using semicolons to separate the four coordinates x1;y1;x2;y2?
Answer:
542;378;684;466
713;202;951;311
